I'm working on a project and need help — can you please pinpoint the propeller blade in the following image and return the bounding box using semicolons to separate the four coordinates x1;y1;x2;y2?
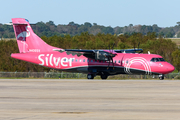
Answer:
138;42;140;49
107;42;116;70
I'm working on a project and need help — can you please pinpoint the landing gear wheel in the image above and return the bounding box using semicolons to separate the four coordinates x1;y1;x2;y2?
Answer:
87;74;94;79
159;75;164;80
101;74;108;80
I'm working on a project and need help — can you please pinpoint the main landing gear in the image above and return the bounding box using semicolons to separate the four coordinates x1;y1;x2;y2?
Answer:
159;74;164;80
100;74;108;80
87;73;108;80
87;74;94;79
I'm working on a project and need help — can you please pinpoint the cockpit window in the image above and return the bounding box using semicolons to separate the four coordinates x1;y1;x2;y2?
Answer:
159;58;165;61
150;58;165;62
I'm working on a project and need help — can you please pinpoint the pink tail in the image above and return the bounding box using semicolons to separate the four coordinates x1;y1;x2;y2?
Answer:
12;18;61;53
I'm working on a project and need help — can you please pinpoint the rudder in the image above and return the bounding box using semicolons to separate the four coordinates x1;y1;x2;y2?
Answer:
12;18;60;53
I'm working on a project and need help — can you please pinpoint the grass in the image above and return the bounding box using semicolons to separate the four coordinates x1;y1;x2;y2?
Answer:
169;38;180;46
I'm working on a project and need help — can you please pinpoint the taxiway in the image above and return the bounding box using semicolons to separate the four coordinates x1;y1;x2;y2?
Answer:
0;79;180;120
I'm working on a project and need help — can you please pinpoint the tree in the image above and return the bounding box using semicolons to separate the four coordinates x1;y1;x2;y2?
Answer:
46;21;55;26
177;32;180;38
101;27;114;34
93;23;97;26
158;32;164;37
129;24;133;27
84;22;92;27
172;49;180;72
166;32;173;38
177;22;180;26
78;26;88;33
68;21;75;26
0;32;178;72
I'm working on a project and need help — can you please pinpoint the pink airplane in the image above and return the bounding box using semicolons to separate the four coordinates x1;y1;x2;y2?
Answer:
11;18;175;80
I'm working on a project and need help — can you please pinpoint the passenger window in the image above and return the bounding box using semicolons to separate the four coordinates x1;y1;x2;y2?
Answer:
83;59;85;62
76;59;78;62
79;59;82;62
118;60;120;63
87;59;89;62
115;60;116;63
91;60;93;62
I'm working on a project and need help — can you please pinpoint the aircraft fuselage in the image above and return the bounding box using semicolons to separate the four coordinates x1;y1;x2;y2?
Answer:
11;51;175;76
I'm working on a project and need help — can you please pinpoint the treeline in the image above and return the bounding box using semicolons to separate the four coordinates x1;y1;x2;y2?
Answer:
0;32;180;72
1;21;180;38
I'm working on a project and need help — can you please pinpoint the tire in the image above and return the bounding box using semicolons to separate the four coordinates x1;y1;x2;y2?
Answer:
87;74;94;79
101;74;108;80
159;75;164;80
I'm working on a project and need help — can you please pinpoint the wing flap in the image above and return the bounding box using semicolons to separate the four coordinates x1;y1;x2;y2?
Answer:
115;49;143;53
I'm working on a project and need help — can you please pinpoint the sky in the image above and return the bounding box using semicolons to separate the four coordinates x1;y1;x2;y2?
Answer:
0;0;180;27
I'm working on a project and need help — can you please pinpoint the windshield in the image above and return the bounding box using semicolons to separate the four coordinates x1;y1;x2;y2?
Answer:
150;58;165;62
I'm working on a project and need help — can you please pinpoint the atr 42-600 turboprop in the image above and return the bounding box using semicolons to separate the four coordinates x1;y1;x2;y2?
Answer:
10;18;175;80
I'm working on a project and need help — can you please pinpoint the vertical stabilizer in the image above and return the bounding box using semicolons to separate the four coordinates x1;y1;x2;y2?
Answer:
12;18;61;53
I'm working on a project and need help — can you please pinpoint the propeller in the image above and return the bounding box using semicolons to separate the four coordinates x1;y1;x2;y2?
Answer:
137;42;143;53
107;43;116;70
138;42;140;49
133;42;143;53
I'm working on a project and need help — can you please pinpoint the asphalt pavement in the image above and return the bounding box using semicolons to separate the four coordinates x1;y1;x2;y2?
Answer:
0;79;180;120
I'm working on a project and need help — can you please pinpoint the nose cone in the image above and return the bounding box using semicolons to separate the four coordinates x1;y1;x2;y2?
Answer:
167;64;175;73
163;63;175;74
151;62;175;74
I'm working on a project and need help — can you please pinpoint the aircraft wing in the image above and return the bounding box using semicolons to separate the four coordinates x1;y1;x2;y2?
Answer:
54;48;143;61
54;49;94;56
54;48;143;54
54;49;117;61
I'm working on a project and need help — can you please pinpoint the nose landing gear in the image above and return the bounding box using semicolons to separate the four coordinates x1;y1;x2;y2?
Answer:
159;74;164;80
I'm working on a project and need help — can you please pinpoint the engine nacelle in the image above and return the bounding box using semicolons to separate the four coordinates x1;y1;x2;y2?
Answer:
95;51;110;61
83;50;116;61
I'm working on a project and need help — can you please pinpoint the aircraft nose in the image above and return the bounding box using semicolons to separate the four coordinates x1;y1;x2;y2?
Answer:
166;64;175;73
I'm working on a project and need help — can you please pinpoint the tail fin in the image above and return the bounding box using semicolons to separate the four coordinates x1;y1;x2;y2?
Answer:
12;18;60;53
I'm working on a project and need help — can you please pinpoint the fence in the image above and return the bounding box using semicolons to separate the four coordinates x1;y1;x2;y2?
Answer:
0;38;16;41
0;72;179;79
